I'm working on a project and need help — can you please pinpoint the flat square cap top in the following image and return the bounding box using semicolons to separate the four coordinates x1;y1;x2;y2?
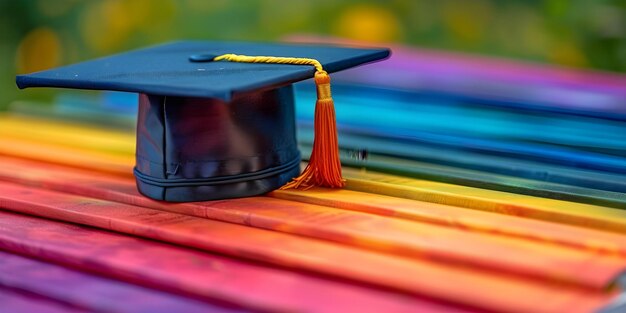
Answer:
16;41;390;100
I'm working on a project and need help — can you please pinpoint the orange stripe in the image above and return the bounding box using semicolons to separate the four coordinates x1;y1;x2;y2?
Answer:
272;188;626;256
0;137;133;177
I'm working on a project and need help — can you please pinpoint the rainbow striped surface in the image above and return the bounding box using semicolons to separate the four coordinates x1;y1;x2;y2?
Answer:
3;45;626;312
0;110;625;313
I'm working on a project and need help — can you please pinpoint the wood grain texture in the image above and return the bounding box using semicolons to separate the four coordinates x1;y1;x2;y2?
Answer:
2;155;626;260
273;187;626;256
1;115;623;234
298;143;626;208
0;250;234;313
0;114;135;156
1;114;624;313
344;168;626;234
0;136;133;177
299;130;626;193
1;180;624;291
0;211;461;313
0;289;87;313
0;186;616;313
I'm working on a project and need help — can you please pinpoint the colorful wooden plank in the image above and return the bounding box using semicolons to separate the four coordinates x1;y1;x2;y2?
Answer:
295;93;626;172
2;155;625;259
343;168;626;234
296;91;626;153
0;211;615;313
4;112;625;211
2;108;620;312
330;129;626;191
0;114;135;156
0;117;624;234
4;154;626;264
287;36;626;119
272;187;626;256
302;128;626;192
1;177;625;291
0;211;461;313
600;294;626;313
300;144;626;209
0;250;233;313
315;129;626;193
0;136;133;177
9;99;136;130
0;113;619;211
5;113;626;193
0;288;86;313
13;89;626;155
1;121;624;235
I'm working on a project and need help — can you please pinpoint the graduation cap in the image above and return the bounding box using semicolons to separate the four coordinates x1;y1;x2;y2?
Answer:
16;41;390;202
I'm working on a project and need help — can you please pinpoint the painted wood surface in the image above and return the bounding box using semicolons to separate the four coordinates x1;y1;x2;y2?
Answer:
1;155;625;281
4;113;626;209
0;250;231;313
3;178;626;292
1;114;624;234
0;211;462;313
344;168;626;233
2;155;625;259
0;114;624;312
0;289;88;313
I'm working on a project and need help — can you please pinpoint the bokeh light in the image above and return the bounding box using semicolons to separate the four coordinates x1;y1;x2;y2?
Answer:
16;27;62;74
333;4;402;43
2;0;625;109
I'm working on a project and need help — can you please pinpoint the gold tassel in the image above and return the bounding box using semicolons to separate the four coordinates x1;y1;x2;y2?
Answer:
213;54;345;189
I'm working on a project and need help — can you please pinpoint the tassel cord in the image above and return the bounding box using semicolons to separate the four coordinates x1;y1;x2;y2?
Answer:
213;53;345;189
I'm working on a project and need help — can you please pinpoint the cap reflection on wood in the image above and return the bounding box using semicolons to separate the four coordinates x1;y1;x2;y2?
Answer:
213;54;345;189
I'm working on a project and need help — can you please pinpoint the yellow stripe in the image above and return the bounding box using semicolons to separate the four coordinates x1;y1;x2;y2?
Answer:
0;113;135;155
343;168;626;234
0;136;133;176
272;188;626;255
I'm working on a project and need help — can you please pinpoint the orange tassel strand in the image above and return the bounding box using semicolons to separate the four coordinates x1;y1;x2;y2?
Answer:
281;71;345;189
213;54;345;189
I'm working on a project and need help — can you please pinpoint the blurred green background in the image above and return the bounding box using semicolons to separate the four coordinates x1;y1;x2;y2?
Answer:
2;0;625;109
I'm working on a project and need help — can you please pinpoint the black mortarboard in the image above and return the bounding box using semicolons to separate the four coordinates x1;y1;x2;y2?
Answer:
16;41;390;202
